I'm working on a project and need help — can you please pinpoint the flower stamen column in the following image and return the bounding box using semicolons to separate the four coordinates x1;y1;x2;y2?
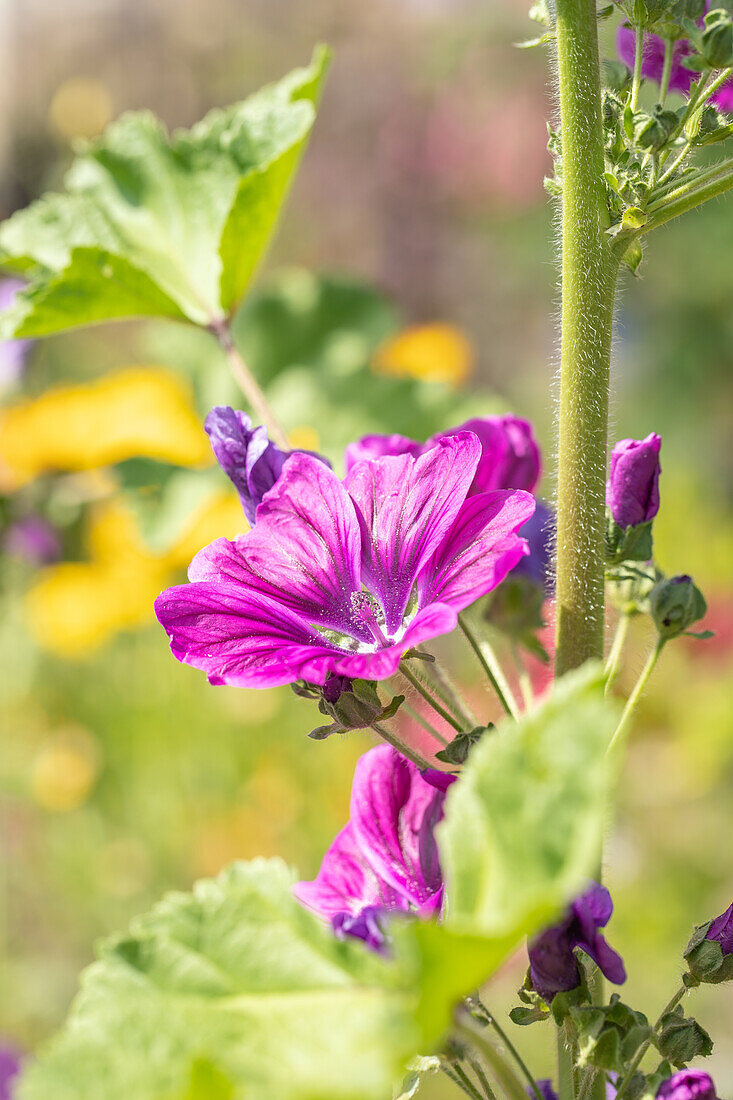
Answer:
554;0;619;676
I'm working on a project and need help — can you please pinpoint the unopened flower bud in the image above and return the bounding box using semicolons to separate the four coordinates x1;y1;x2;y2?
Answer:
684;902;733;985
607;434;661;530
656;1007;713;1066
308;677;404;739
649;575;707;640
635;109;680;151
700;9;733;69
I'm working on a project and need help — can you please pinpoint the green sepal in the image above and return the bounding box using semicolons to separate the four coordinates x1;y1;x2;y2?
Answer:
605;512;654;565
684;921;733;984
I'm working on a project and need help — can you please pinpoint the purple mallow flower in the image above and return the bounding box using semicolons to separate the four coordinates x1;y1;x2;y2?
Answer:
345;413;542;495
617;24;733;111
607;433;661;529
155;433;534;688
294;744;447;951
528;883;626;1002
657;1070;717;1100
0;1044;21;1100
205;406;329;527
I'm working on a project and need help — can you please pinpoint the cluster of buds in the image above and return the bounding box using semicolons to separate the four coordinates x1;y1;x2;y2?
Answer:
605;433;709;642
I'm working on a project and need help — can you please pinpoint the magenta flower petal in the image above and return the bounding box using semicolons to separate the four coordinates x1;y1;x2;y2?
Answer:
295;745;446;952
344;433;424;470
712;78;733;112
155;583;340;688
350;745;445;908
448;415;541;494
417;488;535;610
657;1071;717;1100
293;823;405;919
345;433;481;633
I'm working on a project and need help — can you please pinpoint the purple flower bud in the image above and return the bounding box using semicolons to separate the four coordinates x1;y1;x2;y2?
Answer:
0;1044;22;1100
606;433;661;529
528;883;626;1002
205;407;330;526
322;674;354;705
656;1070;717;1100
205;407;289;526
707;901;733;954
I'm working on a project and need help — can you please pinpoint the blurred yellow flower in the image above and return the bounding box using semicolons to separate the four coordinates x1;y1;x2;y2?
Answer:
372;323;474;387
0;367;211;490
25;492;244;657
30;727;100;812
48;76;113;140
287;425;321;452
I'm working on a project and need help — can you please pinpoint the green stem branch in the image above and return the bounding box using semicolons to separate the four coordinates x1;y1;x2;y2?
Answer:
658;39;674;105
607;639;665;754
454;1017;529;1100
554;0;619;675
604;613;630;695
614;986;687;1100
630;26;644;111
458;616;519;719
399;664;464;733
370;721;432;770
557;1023;576;1100
211;319;289;450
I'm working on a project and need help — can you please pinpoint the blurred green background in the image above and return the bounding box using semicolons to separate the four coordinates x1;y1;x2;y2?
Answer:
0;0;731;1095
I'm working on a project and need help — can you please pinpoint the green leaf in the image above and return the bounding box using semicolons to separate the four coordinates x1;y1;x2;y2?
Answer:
0;47;330;337
438;664;618;938
18;859;418;1100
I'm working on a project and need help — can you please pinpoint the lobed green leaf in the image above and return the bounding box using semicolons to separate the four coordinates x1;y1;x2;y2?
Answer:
0;47;330;338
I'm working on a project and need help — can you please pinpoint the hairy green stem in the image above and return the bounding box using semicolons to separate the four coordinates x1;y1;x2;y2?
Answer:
401;700;449;746
454;1017;529;1100
607;639;665;754
442;1062;485;1100
431;657;479;728
370;722;431;770
557;1023;576;1100
476;1004;545;1100
399;664;464;733
458;615;519;719
614;986;687;1100
658;39;674;105
554;0;619;675
211;319;289;450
